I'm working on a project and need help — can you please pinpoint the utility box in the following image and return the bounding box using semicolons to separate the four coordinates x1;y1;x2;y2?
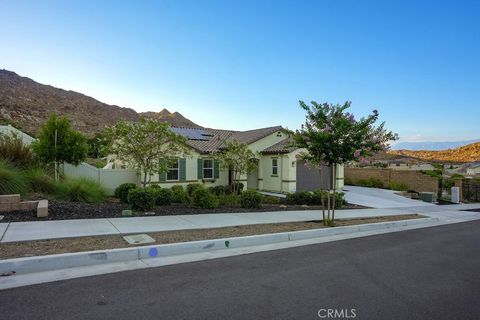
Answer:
451;187;460;204
419;192;437;203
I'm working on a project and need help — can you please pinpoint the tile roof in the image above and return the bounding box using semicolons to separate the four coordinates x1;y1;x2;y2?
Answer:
177;125;285;154
260;138;298;154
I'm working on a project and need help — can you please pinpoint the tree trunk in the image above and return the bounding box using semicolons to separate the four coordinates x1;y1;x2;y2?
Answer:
319;168;326;225
332;164;337;225
143;170;148;189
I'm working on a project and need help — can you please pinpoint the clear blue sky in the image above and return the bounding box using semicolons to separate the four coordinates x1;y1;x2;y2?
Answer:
1;0;479;142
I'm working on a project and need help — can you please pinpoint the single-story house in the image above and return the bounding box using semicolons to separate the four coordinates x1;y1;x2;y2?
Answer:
111;125;344;193
466;163;480;176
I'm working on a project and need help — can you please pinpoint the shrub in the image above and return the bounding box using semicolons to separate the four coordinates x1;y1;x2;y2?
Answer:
240;190;263;208
186;183;202;197
389;182;409;191
149;187;172;206
209;185;226;196
357;178;384;188
170;185;187;203
127;188;155;211
225;182;244;195
0;133;37;168
191;188;219;209
0;160;28;195
286;191;313;205
114;183;138;203
55;178;107;203
344;177;353;185
312;190;345;208
218;193;240;206
23;167;55;194
263;195;282;204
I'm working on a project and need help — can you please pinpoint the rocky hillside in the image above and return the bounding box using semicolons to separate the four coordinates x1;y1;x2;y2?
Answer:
388;142;480;163
0;69;200;136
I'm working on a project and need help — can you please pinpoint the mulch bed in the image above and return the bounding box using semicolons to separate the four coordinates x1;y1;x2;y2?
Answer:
0;214;423;260
0;200;367;222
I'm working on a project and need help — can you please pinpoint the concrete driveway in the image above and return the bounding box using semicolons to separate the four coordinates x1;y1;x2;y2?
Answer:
343;185;435;208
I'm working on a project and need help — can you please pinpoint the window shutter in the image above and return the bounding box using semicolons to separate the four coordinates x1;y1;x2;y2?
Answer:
159;158;166;182
197;158;203;179
214;160;220;179
179;158;186;181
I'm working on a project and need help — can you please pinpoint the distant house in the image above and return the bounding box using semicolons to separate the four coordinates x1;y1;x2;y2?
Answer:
387;159;410;170
466;163;480;176
110;125;344;193
410;163;435;171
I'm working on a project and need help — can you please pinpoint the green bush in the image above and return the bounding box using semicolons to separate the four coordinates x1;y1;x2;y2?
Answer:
286;191;313;205
23;167;55;194
312;190;345;208
263;195;282;204
225;182;244;195
240;190;263;208
55;178;107;203
389;182;409;191
191;187;219;209
0;133;37;168
127;188;155;211
218;193;240;205
344;177;353;185
0;160;28;195
114;183;138;203
170;185;187;203
357;178;384;188
186;183;202;197
148;187;172;206
209;185;226;196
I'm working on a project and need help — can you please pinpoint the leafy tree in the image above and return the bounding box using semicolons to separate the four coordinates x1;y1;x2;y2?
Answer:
32;114;88;181
87;131;109;159
293;101;397;225
106;117;190;188
215;140;258;195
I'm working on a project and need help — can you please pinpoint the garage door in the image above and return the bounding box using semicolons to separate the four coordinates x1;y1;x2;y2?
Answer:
296;160;332;191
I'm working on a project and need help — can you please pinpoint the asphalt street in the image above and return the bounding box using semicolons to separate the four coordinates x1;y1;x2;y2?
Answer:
1;220;480;320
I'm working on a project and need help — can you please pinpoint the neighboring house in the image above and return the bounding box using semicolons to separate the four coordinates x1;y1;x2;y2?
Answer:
466;163;480;176
0;124;36;145
112;125;344;193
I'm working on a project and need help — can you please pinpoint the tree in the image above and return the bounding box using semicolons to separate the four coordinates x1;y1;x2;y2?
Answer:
32;114;88;181
87;131;109;159
293;101;397;225
215;140;258;194
106;117;190;188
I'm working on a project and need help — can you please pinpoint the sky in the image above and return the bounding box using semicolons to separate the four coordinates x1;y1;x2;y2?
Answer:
1;0;479;143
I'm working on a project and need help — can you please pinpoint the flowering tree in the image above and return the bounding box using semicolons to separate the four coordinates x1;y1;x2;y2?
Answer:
106;118;191;188
293;101;397;225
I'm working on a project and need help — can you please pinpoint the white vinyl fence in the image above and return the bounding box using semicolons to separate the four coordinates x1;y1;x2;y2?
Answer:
62;162;140;195
0;124;36;145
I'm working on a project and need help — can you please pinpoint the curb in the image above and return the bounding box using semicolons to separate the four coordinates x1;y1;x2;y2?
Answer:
0;217;440;276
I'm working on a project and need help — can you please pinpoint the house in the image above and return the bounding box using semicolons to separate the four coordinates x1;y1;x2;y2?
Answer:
466;163;480;176
387;159;411;170
410;163;435;171
113;125;344;193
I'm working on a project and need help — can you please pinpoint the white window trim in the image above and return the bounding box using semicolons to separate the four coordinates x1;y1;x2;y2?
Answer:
166;159;180;182
203;158;214;180
272;157;278;176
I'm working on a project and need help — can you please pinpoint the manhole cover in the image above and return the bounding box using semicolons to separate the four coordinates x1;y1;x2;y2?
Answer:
123;234;156;245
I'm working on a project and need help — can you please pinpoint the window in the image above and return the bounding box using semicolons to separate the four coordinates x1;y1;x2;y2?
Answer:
167;159;179;181
203;159;213;179
272;158;278;176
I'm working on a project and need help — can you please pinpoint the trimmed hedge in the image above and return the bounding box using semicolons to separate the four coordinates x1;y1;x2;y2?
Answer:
186;183;202;197
286;190;345;208
191;188;219;209
356;178;384;188
170;185;187;203
209;185;226;196
240;190;263;208
149;187;172;206
128;188;155;211
114;183;138;203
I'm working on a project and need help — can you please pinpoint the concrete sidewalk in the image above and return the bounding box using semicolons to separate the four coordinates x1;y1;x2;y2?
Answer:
1;203;479;243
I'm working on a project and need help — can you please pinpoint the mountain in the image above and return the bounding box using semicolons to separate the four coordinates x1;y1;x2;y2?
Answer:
388;142;480;163
0;69;201;136
391;139;480;151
